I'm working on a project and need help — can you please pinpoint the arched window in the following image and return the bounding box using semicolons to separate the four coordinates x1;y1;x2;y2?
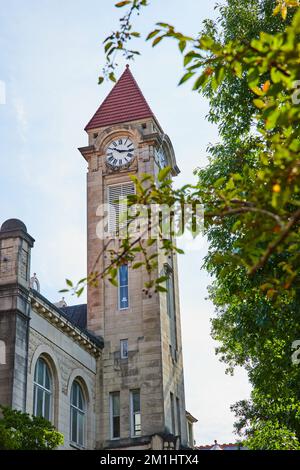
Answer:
70;381;86;447
33;357;52;421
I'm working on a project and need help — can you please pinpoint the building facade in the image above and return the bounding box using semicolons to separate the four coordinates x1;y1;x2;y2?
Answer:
0;67;195;450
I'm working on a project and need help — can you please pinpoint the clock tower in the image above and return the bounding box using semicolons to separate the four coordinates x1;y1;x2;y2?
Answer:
79;65;188;449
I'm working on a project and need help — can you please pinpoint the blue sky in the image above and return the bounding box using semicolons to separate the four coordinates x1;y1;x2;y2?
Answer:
0;0;251;445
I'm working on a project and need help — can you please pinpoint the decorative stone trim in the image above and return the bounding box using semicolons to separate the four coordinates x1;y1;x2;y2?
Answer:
30;295;101;357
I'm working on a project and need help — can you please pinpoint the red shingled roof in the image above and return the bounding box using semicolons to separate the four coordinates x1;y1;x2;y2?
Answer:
85;65;156;131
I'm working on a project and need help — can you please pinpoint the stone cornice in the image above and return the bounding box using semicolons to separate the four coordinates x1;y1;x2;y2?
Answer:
29;293;102;357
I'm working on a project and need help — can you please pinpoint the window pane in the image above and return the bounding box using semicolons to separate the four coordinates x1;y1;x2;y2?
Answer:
78;412;84;446
35;358;44;385
113;416;120;439
110;392;120;439
121;339;128;358
45;366;51;391
71;382;77;406
71;407;77;443
119;265;128;286
132;391;140;413
134;413;141;435
120;286;128;309
112;393;120;415
44;392;51;421
78;387;84;411
35;386;44;417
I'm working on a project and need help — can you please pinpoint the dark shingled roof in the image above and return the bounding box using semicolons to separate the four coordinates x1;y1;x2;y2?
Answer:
85;65;156;131
30;289;103;349
60;304;87;329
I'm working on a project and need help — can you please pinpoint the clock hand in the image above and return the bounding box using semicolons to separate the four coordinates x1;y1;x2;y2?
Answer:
108;148;133;154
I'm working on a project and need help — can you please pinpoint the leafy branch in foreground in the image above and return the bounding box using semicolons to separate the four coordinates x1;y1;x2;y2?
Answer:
98;0;148;84
0;405;63;450
60;0;300;450
65;8;300;303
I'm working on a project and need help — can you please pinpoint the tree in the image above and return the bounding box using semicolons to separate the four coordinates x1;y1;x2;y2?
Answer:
64;0;300;449
0;405;64;450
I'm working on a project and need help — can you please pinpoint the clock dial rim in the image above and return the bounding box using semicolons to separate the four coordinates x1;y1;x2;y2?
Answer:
106;137;135;168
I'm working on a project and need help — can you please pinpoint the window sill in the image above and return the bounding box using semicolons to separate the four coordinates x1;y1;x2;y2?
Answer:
69;442;86;450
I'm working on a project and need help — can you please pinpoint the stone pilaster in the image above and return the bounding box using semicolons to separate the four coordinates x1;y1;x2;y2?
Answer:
0;219;34;410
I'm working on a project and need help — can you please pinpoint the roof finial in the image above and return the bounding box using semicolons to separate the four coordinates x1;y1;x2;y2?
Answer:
126;64;130;68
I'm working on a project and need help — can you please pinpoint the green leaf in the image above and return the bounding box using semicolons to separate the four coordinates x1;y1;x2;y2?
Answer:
156;22;172;28
132;262;144;269
281;5;288;20
273;4;281;16
183;51;202;67
109;277;118;287
109;72;116;82
253;98;265;109
152;36;163;47
156;275;169;283
156;285;168;293
104;41;113;53
146;29;160;41
76;287;84;297
248;67;260;88
178;72;195;86
66;279;73;287
192;73;209;91
158;166;171;181
178;40;187;53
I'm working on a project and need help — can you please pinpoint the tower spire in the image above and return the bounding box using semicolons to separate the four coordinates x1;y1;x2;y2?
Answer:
85;66;157;131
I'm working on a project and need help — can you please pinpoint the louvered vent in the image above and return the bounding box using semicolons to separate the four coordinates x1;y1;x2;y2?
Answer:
108;182;135;234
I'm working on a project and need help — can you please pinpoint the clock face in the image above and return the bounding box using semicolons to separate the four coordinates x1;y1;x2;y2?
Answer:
155;148;167;168
106;137;135;168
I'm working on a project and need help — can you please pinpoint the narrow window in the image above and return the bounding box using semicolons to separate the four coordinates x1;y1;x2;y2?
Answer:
166;265;178;358
110;392;120;439
120;339;128;359
176;397;181;436
33;357;52;421
130;390;141;437
170;392;175;435
70;381;86;447
119;264;129;310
